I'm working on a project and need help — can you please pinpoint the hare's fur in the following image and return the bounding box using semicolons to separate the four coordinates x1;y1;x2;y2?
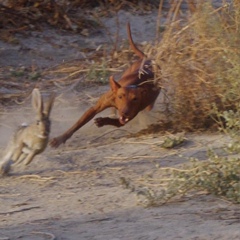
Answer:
0;88;55;175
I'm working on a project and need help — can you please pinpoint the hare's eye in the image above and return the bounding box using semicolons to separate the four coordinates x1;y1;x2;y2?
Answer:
36;120;40;125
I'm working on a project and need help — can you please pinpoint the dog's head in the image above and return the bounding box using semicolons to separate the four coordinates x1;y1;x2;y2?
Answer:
110;76;145;125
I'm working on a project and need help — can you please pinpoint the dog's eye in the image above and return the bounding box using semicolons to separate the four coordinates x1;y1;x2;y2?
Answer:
36;120;40;125
133;97;137;101
118;95;122;99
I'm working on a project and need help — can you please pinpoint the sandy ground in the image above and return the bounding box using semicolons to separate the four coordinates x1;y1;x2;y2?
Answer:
1;9;240;240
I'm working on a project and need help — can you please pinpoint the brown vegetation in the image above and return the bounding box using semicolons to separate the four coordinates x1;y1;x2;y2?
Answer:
0;0;158;32
150;0;240;131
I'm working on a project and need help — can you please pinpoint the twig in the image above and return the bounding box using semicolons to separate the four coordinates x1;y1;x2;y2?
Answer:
18;175;56;181
113;11;120;54
84;217;112;223
56;170;83;176
104;155;159;160
0;193;21;197
137;79;157;86
0;206;40;215
90;129;132;142
160;166;200;173
124;140;162;145
156;0;164;40
106;167;123;171
172;0;183;24
173;4;229;39
31;231;56;240
136;181;167;187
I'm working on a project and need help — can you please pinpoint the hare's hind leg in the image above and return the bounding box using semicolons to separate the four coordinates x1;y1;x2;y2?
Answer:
0;143;25;174
23;151;37;166
11;141;25;163
13;152;27;166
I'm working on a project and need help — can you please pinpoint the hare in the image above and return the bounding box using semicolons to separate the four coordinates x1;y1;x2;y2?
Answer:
0;88;55;175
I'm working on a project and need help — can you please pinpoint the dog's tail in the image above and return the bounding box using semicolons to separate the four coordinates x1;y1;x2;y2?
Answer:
127;22;146;59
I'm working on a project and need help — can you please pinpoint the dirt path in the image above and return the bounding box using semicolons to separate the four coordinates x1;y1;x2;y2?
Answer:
1;121;240;239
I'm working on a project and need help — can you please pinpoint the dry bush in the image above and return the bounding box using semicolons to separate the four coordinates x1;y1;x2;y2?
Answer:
0;0;157;33
71;0;158;10
0;0;94;32
122;149;240;206
150;0;240;131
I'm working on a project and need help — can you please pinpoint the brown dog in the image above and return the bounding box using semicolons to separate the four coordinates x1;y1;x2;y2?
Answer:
50;23;160;148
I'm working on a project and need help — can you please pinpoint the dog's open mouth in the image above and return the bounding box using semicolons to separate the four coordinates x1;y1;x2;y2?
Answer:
119;116;129;125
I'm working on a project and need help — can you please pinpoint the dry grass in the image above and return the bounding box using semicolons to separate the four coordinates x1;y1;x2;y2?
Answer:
148;0;240;131
0;0;157;33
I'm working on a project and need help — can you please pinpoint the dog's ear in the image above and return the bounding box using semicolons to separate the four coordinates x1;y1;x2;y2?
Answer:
109;76;121;92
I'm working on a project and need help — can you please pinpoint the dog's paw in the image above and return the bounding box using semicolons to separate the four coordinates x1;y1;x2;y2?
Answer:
49;136;66;148
94;117;105;127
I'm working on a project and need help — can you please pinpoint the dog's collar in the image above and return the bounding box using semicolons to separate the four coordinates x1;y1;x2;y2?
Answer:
126;85;139;89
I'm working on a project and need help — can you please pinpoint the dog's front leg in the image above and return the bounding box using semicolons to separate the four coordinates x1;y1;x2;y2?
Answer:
94;117;123;127
50;92;114;148
50;107;101;148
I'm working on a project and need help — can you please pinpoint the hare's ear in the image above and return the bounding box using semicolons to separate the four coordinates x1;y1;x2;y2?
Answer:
32;88;43;117
44;92;55;117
